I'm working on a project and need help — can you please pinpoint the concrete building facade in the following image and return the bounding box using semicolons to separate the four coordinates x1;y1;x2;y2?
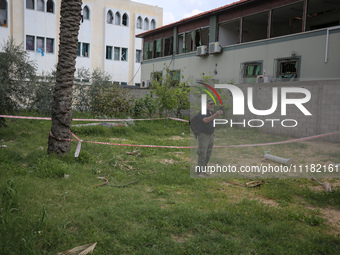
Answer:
0;0;163;86
136;0;340;141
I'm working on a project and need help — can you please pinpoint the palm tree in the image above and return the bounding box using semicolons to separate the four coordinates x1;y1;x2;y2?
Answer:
48;0;82;155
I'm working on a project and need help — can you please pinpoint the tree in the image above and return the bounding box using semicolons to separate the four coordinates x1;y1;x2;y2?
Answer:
151;66;190;123
0;39;36;127
47;0;82;155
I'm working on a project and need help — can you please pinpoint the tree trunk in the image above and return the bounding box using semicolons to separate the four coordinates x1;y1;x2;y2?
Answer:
48;0;82;155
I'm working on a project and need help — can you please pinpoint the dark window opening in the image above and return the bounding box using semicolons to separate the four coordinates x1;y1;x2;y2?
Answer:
106;46;112;59
82;43;89;57
121;48;128;61
137;16;142;29
164;37;173;56
277;58;299;81
114;47;120;60
143;41;153;60
144;18;149;30
136;50;142;63
170;70;180;85
47;0;54;13
83;6;90;20
271;2;303;38
26;0;34;10
0;0;7;27
306;0;340;31
218;19;240;46
122;13;128;26
151;19;156;29
242;11;268;43
115;12;120;25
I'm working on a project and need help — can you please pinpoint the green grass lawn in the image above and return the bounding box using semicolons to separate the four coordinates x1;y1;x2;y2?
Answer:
0;113;339;254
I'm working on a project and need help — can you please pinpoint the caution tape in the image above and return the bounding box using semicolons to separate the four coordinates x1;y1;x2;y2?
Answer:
0;114;188;122
3;114;340;156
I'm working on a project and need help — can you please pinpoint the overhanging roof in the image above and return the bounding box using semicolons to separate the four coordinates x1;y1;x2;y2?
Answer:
136;0;255;38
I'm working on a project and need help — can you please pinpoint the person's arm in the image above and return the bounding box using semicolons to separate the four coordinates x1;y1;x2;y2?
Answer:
202;110;223;123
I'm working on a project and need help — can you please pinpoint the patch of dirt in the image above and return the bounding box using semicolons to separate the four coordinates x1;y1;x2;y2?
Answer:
171;233;192;243
170;136;184;140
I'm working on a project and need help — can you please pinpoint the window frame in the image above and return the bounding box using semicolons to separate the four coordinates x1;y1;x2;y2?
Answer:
82;43;90;57
106;45;113;60
121;48;128;61
107;10;113;24
83;6;90;20
114;47;120;61
136;49;142;63
26;0;34;10
26;35;35;51
47;0;54;13
46;38;54;53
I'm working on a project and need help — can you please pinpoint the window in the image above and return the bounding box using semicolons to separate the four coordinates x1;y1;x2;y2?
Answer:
144;18;149;30
106;46;112;59
46;38;54;53
107;10;113;24
0;0;8;27
143;41;153;60
114;47;120;60
151;19;156;29
122;13;128;26
36;37;44;53
278;58;299;80
82;43;89;57
137;16;142;29
151;71;162;82
170;70;180;85
77;42;81;56
115;12;120;25
244;62;261;77
164;37;173;56
121;48;128;61
153;39;162;58
194;27;209;49
26;35;35;51
37;0;44;11
47;0;54;13
26;0;34;10
136;50;142;63
83;6;90;20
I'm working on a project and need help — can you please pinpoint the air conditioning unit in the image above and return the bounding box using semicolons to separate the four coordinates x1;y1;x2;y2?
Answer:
141;80;150;88
256;75;270;83
209;42;222;54
196;45;208;56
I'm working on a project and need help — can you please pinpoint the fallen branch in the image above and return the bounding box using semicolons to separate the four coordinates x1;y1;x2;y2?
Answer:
57;242;97;255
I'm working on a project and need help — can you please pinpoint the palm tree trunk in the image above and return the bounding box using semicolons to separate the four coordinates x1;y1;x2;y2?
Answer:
48;0;82;155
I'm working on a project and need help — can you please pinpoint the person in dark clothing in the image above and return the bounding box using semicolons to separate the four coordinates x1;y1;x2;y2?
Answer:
196;99;223;176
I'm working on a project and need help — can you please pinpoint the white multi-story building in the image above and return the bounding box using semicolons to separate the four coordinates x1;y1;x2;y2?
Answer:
0;0;163;86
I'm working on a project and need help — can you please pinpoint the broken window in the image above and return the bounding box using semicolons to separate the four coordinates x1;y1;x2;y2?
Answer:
37;0;44;12
164;37;173;56
194;27;209;48
26;0;34;10
271;2;303;38
106;46;112;59
46;38;54;53
83;6;90;20
82;43;89;57
178;32;194;53
121;48;128;61
153;39;162;58
114;47;120;60
26;35;35;51
47;0;54;13
107;10;113;24
115;12;120;25
137;16;142;29
306;0;340;30
218;19;240;46
277;58;299;81
0;0;7;26
242;11;268;43
244;62;262;77
122;13;128;26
